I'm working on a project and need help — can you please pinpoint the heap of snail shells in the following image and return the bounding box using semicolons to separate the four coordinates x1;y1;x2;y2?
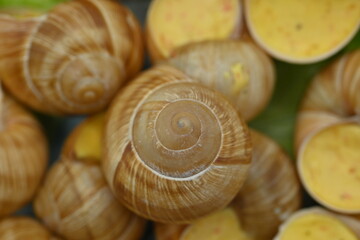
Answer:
0;91;48;217
103;64;252;223
0;217;61;240
154;130;301;240
34;115;146;240
167;39;275;121
0;0;143;115
295;50;360;213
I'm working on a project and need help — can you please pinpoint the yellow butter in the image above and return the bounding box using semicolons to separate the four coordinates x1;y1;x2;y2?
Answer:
279;213;357;240
247;0;360;61
149;0;240;58
301;123;360;211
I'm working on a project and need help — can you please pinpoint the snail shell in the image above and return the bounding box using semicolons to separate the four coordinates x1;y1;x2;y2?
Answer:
167;40;275;121
154;130;301;240
0;92;48;216
295;50;360;213
0;217;61;240
0;0;143;115
34;115;146;240
103;65;252;223
232;130;301;240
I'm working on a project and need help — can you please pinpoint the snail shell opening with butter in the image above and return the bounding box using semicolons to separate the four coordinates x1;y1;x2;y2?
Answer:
296;50;360;214
103;65;252;223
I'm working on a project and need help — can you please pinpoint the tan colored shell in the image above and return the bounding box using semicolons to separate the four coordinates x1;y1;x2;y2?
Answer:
103;65;252;223
145;0;243;62
295;50;360;150
166;40;275;121
274;207;360;240
295;50;360;213
0;217;61;240
154;130;301;239
0;0;143;115
232;130;301;240
0;91;48;216
34;116;146;240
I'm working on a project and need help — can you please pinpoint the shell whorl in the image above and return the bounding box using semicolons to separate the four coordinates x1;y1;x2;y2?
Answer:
103;65;252;223
295;50;360;150
0;94;48;216
167;40;275;121
232;130;301;240
0;0;143;115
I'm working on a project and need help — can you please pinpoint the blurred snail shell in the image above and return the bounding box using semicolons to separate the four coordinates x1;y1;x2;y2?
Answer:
0;0;143;115
0;91;48;216
274;207;360;240
167;40;275;121
231;130;301;240
34;115;146;240
103;65;252;223
0;217;61;240
295;50;360;214
154;130;301;239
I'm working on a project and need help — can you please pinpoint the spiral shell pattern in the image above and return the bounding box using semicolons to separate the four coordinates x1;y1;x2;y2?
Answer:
0;0;143;115
0;217;60;240
0;94;48;216
104;65;252;223
295;50;360;150
167;40;275;121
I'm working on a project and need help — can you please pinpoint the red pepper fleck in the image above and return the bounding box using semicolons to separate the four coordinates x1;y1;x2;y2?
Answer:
340;193;352;200
213;227;221;235
320;225;329;232
222;0;232;12
165;13;173;21
349;167;356;174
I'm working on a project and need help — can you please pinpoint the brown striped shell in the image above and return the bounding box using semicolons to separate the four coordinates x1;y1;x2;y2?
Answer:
0;91;48;216
167;40;275;121
231;130;301;240
0;0;143;115
154;130;301;239
103;65;252;223
34;116;146;240
0;217;61;240
295;50;360;213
